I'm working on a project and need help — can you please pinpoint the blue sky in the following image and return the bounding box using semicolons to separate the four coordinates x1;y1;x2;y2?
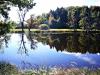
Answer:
9;0;100;22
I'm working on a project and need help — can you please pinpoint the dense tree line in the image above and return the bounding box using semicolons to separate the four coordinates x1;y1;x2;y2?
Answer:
48;6;100;29
28;6;100;30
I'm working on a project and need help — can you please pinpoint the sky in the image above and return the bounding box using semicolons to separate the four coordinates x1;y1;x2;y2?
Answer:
9;0;100;22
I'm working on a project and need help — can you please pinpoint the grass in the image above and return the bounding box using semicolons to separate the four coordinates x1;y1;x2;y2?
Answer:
20;68;100;75
0;62;100;75
10;29;100;32
3;68;100;75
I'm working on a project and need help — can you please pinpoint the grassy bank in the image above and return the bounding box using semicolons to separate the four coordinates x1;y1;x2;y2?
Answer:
1;62;100;75
10;29;100;32
18;68;100;75
2;67;100;75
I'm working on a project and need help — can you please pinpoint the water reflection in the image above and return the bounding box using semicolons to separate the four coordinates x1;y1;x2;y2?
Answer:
32;32;100;53
17;31;37;55
1;32;99;54
18;33;28;55
27;31;37;50
0;32;100;70
0;34;10;53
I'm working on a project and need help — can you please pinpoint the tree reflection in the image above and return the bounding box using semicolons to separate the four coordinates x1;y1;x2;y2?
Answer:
32;32;100;53
0;34;10;53
21;60;34;70
27;31;37;50
18;31;37;55
18;33;28;55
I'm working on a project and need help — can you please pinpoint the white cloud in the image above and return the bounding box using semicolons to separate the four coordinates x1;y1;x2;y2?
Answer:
81;57;96;64
74;55;96;64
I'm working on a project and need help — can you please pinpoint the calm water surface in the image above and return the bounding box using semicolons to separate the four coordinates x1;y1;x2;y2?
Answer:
0;32;100;70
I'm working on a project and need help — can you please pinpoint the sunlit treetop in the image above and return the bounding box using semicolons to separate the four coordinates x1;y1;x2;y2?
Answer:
0;0;36;19
10;0;36;10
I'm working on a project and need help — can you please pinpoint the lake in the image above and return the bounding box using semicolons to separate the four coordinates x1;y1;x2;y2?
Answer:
0;32;100;70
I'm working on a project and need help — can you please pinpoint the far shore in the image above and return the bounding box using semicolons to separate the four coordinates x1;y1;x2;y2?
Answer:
10;29;100;32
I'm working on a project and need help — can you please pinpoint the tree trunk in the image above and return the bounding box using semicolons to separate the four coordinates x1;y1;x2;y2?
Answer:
21;22;24;32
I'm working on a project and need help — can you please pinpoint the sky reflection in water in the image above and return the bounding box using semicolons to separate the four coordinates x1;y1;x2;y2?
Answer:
0;33;100;70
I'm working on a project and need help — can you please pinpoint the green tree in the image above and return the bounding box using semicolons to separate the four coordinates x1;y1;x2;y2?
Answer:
7;21;17;29
48;7;68;28
80;6;91;30
0;0;10;19
90;6;100;30
79;17;87;29
10;0;36;31
68;7;80;29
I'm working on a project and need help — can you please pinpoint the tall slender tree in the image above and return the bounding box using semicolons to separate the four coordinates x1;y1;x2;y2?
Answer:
10;0;36;31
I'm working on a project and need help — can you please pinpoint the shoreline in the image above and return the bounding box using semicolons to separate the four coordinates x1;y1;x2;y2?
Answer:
10;29;100;32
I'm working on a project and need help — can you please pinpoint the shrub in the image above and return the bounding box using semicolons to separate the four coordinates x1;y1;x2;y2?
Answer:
39;24;49;30
0;61;18;75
